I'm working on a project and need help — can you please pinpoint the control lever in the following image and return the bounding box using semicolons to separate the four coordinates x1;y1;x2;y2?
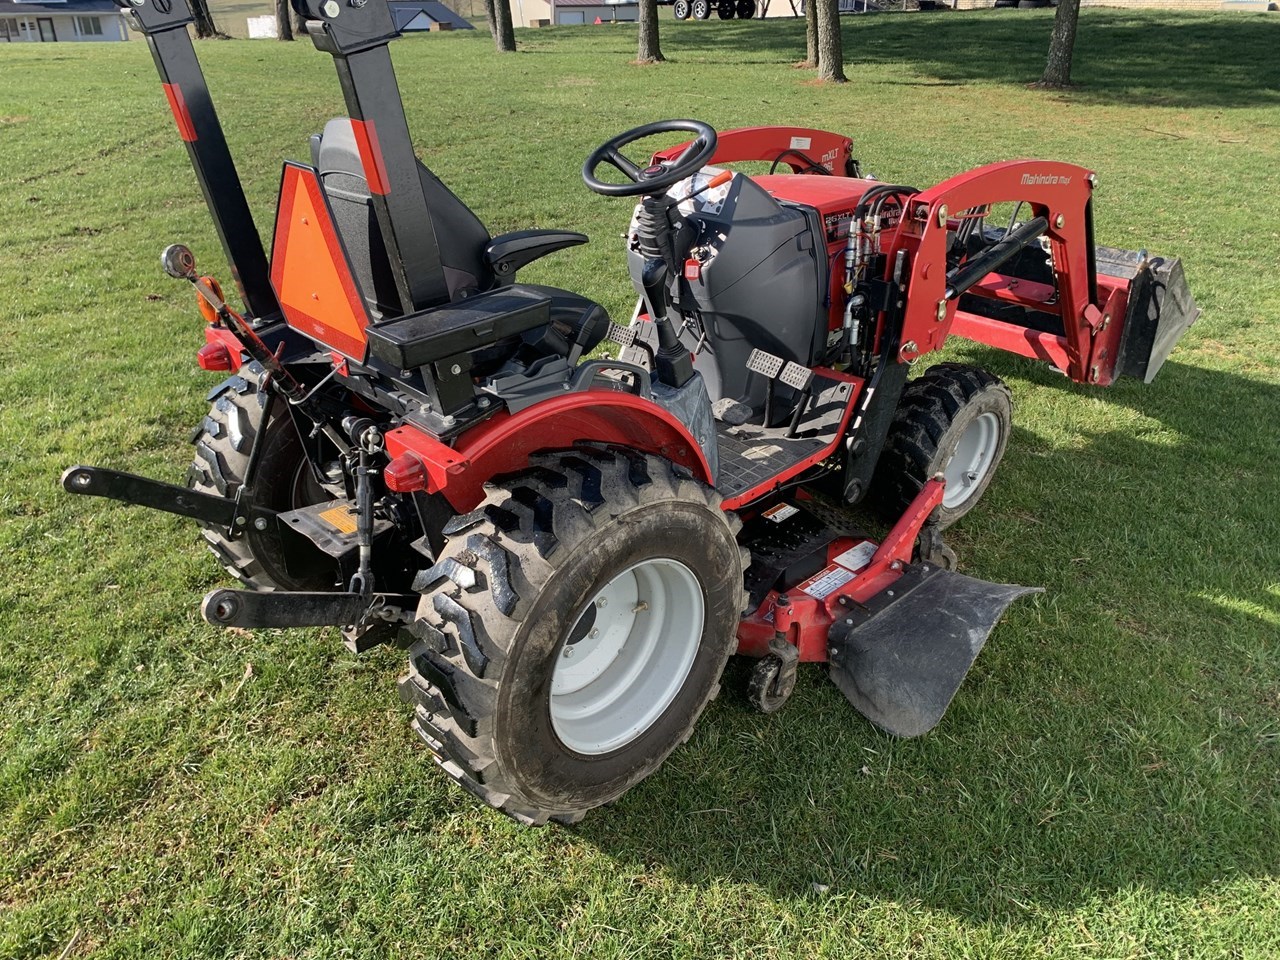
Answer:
160;243;306;402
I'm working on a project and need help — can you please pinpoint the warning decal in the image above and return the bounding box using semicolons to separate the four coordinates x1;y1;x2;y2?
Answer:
833;541;877;572
318;505;358;535
762;503;800;523
800;564;855;600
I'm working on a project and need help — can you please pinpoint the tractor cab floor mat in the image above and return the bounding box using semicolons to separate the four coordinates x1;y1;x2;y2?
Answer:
716;373;854;500
828;562;1041;738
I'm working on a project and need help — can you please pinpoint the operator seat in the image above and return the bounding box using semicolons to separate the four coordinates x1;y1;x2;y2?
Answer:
312;119;607;360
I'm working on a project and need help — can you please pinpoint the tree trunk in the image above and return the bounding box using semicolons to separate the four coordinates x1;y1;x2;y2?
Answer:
482;0;498;39
190;0;224;38
293;4;308;38
275;0;294;41
637;0;664;63
803;0;819;69
494;0;517;52
1038;0;1081;87
815;0;845;83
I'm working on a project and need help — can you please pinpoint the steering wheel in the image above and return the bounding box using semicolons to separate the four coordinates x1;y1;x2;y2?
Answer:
582;119;718;198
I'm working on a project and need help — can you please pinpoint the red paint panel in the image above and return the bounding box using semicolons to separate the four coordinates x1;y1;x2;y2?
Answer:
950;310;1072;371
350;119;390;196
735;479;944;662
968;273;1060;311
387;393;712;513
161;83;197;142
653;126;856;176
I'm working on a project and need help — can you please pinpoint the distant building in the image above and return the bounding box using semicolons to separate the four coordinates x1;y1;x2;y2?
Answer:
387;0;474;30
512;0;639;28
0;0;127;42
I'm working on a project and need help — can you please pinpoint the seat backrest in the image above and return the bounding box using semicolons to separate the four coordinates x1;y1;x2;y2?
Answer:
313;118;493;318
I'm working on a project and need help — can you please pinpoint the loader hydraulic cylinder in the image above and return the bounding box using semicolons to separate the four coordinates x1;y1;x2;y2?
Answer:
945;216;1050;301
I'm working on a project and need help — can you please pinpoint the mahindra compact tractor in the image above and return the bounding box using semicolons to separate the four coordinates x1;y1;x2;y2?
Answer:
64;0;1199;823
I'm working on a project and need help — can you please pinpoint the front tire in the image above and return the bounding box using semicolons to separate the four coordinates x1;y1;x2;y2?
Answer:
399;448;747;824
692;0;711;19
869;364;1012;530
673;0;691;18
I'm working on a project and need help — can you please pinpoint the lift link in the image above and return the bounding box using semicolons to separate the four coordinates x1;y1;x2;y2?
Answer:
344;418;384;598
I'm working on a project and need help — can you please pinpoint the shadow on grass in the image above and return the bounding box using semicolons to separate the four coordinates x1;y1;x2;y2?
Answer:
674;10;1280;109
574;357;1279;925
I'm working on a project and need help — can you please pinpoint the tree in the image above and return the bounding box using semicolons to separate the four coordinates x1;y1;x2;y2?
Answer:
815;0;845;83
637;0;664;63
275;0;294;41
482;0;498;37
190;0;225;38
493;0;517;52
293;4;308;38
1038;0;1082;88
802;0;819;69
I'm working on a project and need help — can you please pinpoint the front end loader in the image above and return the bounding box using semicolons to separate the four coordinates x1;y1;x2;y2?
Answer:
63;0;1198;823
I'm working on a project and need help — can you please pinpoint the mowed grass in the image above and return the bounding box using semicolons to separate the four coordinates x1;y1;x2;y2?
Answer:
2;9;1278;958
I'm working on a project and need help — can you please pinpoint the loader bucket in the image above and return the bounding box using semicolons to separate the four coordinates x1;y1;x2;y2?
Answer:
828;565;1041;738
1098;246;1201;384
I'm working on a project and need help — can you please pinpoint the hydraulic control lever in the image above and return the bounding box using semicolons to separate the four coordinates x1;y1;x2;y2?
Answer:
161;243;306;402
634;196;694;388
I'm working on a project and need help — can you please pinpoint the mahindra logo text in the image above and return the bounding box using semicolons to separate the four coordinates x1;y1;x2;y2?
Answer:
1020;173;1072;186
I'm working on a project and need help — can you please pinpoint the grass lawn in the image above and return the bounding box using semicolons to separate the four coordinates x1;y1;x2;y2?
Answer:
2;8;1278;958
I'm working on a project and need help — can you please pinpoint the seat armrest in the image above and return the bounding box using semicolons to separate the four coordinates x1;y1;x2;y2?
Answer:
484;229;588;278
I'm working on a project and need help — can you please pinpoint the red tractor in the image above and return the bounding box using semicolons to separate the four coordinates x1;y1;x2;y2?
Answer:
66;0;1198;824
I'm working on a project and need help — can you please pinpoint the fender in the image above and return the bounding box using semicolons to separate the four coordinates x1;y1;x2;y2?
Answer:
384;389;713;512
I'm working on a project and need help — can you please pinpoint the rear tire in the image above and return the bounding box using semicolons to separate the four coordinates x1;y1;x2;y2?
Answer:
673;0;691;18
737;0;756;16
692;0;711;18
399;448;747;824
717;0;736;17
869;364;1012;530
187;363;333;591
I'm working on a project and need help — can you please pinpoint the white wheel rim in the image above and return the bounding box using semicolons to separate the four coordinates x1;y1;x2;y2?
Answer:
550;558;704;756
942;411;1001;509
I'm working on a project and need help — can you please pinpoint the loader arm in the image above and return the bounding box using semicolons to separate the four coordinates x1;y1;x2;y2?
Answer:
892;160;1099;381
893;160;1197;386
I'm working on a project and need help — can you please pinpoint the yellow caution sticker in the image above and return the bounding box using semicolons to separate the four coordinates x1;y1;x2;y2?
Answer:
318;505;358;535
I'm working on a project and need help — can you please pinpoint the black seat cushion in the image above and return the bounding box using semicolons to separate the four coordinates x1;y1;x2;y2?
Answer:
314;118;495;314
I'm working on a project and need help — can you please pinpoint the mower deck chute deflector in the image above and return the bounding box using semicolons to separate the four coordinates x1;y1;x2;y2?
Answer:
828;564;1042;738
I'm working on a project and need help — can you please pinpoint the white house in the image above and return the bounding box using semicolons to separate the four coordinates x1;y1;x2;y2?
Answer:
511;0;640;28
0;0;127;42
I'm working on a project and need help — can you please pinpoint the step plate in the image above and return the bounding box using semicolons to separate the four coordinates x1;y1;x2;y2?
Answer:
716;373;854;499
